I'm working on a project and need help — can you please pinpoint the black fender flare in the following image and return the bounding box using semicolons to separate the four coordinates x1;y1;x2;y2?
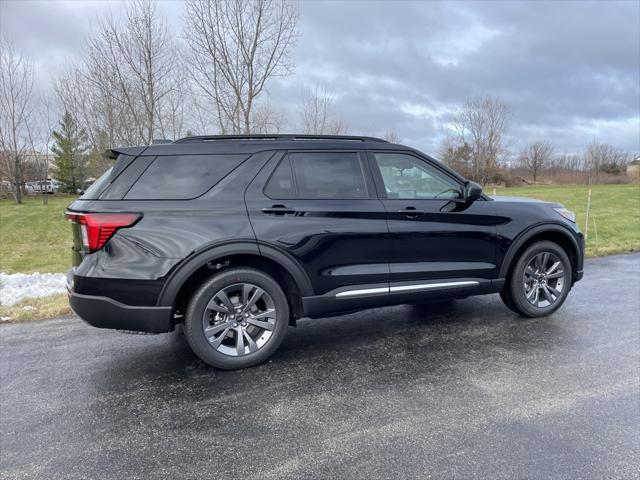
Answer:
156;240;313;306
498;223;582;279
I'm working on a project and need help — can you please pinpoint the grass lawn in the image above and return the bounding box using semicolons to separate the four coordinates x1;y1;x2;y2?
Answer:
492;183;640;257
1;185;639;275
1;196;74;321
0;293;70;322
0;185;637;321
0;195;75;274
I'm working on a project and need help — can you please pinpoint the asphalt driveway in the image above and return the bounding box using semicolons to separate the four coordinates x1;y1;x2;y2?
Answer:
1;254;639;479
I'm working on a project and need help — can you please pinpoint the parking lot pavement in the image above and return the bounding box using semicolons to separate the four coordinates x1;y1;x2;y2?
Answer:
1;254;639;479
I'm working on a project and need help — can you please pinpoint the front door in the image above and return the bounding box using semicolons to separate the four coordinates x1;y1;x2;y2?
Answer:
245;150;392;297
368;151;501;294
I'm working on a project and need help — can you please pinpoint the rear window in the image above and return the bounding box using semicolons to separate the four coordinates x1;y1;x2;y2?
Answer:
124;154;247;200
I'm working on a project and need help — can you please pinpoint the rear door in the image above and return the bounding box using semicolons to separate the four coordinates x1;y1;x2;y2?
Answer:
245;150;391;296
368;151;500;291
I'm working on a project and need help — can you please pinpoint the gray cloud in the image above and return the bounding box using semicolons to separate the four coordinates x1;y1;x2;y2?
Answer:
1;0;638;155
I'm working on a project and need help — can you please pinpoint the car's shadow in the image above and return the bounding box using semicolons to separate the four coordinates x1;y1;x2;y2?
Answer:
92;295;578;403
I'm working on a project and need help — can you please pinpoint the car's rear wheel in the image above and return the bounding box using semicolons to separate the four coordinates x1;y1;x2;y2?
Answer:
184;268;289;370
499;288;519;314
501;241;572;317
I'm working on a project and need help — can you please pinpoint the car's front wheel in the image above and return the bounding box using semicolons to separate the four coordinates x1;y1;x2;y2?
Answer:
501;240;573;317
184;268;289;370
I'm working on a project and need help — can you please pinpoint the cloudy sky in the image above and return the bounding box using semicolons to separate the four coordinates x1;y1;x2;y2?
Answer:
2;0;639;155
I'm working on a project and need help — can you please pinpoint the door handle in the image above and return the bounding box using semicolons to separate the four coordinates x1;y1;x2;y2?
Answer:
262;204;296;215
397;206;424;218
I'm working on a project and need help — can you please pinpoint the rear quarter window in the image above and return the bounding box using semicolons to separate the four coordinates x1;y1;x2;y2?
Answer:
80;167;113;199
80;153;135;200
124;154;248;200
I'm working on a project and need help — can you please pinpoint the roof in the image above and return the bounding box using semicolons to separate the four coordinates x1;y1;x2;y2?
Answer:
106;134;414;158
173;134;389;144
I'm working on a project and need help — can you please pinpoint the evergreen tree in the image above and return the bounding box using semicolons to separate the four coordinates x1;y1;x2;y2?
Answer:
85;130;114;179
51;111;89;193
441;141;474;180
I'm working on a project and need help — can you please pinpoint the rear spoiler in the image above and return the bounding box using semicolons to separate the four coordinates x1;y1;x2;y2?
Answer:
103;146;148;160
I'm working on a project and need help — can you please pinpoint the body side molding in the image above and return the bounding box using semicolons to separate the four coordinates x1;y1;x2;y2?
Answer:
389;280;479;293
335;280;481;298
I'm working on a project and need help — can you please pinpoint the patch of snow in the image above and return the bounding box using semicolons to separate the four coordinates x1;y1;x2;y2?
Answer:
0;272;67;306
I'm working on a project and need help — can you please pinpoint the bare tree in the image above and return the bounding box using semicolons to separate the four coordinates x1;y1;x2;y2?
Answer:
85;0;178;145
189;90;216;136
56;65;112;149
36;92;56;204
449;96;511;183
300;86;332;135
383;131;400;143
0;38;36;204
584;141;629;179
330;119;349;135
519;141;554;182
185;0;298;134
251;100;286;134
156;67;188;140
552;153;585;174
298;85;349;135
57;60;149;153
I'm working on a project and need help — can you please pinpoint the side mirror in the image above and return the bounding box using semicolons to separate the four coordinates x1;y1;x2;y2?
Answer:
464;181;482;203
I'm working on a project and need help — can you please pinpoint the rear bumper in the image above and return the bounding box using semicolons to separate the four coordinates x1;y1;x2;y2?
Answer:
68;289;173;333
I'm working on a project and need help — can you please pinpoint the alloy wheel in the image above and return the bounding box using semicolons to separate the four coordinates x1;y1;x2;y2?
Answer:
201;283;276;357
523;252;566;308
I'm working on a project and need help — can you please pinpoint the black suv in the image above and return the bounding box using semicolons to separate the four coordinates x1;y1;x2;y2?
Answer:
66;135;584;369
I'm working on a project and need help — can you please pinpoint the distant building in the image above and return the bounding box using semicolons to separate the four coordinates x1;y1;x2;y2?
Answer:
0;150;51;183
22;151;51;181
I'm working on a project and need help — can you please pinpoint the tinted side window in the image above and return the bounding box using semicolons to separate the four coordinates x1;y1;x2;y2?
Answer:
100;156;155;200
125;154;247;200
264;158;295;198
80;154;135;199
289;152;367;199
374;153;462;199
80;167;114;199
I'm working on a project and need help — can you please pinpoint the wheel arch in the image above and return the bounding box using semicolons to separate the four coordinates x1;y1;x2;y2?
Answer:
157;241;313;323
499;223;581;283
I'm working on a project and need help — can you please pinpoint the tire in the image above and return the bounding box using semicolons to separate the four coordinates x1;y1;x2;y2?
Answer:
499;287;519;314
183;268;289;370
501;240;572;318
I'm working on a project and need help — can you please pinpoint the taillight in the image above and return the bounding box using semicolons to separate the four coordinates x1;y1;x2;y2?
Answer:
65;212;141;252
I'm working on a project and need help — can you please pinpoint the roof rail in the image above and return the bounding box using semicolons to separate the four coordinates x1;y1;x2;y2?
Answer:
173;134;388;144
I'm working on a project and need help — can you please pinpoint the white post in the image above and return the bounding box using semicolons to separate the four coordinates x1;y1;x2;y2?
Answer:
584;187;592;242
